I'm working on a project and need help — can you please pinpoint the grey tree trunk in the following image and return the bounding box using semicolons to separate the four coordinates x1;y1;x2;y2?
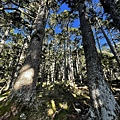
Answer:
68;45;74;81
100;0;120;31
63;38;67;80
51;59;55;83
94;28;102;54
12;1;49;104
108;29;120;55
78;1;120;120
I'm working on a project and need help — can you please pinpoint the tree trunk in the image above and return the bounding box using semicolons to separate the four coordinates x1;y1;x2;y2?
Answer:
68;45;74;81
94;28;102;54
100;0;120;31
108;29;120;55
63;38;67;80
11;1;49;104
78;1;120;119
9;38;27;89
100;27;120;66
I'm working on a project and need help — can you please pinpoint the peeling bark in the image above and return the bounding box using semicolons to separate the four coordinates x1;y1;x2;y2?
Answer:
78;1;120;119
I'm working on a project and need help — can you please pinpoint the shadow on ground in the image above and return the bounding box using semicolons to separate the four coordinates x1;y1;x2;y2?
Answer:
0;81;90;120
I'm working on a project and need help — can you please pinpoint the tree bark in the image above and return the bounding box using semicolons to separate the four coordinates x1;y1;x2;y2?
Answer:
100;0;120;31
11;1;49;104
68;45;74;81
78;1;120;119
94;28;102;54
63;38;67;80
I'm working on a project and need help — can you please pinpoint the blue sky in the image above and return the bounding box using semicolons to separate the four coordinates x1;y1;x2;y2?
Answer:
56;2;110;49
6;1;119;50
59;3;80;27
51;3;80;34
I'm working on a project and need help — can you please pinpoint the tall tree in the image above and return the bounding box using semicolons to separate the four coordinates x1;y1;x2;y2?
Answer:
59;0;120;119
78;1;120;119
100;26;120;66
100;0;120;30
11;0;49;105
90;7;120;67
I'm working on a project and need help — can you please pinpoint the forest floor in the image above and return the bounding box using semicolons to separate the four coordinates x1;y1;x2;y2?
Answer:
0;80;120;120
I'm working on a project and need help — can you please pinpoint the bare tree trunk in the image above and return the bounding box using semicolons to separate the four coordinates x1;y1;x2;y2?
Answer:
11;1;49;104
94;28;102;54
78;1;120;119
51;60;55;83
63;38;67;80
68;45;74;81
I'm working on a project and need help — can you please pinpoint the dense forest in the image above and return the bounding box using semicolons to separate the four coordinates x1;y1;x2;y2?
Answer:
0;0;120;120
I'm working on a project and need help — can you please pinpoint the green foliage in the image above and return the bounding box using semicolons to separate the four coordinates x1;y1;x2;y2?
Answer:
0;0;120;119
